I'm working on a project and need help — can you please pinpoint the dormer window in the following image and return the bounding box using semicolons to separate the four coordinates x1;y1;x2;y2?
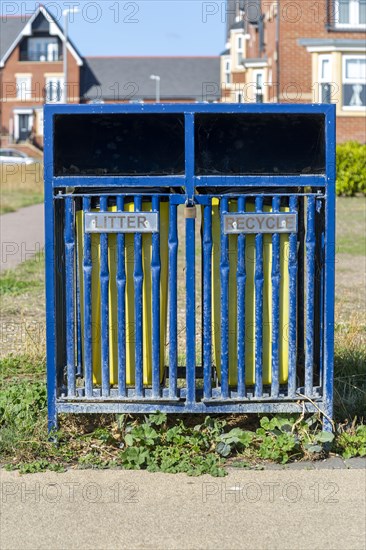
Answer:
26;37;60;62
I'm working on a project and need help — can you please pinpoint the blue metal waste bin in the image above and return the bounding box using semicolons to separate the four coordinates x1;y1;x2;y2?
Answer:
44;103;336;431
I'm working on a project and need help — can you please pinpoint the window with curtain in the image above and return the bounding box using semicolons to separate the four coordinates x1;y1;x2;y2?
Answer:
45;77;65;103
342;56;366;109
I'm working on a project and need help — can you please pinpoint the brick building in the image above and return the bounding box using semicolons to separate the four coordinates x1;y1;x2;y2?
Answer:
1;3;364;147
222;0;366;142
0;6;83;148
0;6;220;148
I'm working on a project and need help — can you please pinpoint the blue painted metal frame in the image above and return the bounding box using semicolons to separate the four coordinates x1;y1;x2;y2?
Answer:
45;103;330;189
44;102;336;432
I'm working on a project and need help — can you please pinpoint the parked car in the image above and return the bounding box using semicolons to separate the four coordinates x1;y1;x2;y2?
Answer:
0;148;38;165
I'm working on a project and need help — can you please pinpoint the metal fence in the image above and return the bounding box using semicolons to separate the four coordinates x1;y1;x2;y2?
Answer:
44;103;336;431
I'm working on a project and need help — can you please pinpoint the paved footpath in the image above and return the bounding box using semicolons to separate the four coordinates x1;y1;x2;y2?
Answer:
0;203;44;272
1;467;365;550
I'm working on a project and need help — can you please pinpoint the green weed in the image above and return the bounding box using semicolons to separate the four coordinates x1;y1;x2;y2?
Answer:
336;424;366;459
0;354;45;382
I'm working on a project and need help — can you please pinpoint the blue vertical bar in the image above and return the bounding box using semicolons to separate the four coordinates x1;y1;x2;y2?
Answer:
203;201;213;399
168;201;178;398
152;196;161;398
254;196;264;398
271;196;281;397
318;211;325;384
220;197;229;399
82;197;93;398
64;196;76;397
305;196;316;397
45;170;57;430
323;106;336;430
185;113;196;404
184;113;195;203
134;195;144;397
116;195;126;397
288;195;298;398
100;196;110;397
237;196;246;398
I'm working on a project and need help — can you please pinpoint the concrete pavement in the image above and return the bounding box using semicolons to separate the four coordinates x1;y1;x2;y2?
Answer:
1;467;365;550
0;203;44;271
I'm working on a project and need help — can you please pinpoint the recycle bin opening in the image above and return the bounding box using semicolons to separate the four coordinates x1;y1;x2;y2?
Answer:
194;113;326;176
53;113;185;176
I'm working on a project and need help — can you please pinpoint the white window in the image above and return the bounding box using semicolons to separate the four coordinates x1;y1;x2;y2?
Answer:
37;109;44;136
225;59;231;84
16;76;32;100
335;0;366;28
254;70;264;103
318;55;333;103
342;56;366;109
45;77;65;103
28;37;59;62
237;35;244;66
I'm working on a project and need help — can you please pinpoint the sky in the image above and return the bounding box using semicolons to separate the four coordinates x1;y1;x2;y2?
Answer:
2;0;228;55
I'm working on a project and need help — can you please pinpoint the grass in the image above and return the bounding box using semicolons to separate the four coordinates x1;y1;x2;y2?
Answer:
0;354;45;382
0;197;365;472
0;162;44;214
0;252;44;295
334;315;366;421
0;253;45;359
336;197;366;256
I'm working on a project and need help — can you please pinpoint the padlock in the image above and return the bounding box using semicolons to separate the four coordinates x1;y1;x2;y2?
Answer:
184;204;197;219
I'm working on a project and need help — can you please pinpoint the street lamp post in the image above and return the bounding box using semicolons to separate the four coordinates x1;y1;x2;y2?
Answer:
63;8;80;103
150;74;161;103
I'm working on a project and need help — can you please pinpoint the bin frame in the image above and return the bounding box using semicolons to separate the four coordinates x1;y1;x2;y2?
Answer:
44;103;336;431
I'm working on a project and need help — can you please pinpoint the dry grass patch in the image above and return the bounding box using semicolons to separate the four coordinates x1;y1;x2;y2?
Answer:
0;253;45;360
0;162;44;214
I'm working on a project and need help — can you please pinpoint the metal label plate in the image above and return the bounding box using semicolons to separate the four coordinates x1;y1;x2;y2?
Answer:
85;212;159;233
223;213;298;234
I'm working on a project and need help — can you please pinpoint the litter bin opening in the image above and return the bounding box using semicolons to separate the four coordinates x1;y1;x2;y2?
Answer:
53;113;185;176
194;113;326;176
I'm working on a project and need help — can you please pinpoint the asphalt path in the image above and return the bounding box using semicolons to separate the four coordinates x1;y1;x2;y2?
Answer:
0;203;44;271
1;467;365;550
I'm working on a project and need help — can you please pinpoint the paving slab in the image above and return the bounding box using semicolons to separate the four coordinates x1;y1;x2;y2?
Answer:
1;468;365;550
285;461;316;470
344;457;366;469
313;457;347;470
0;203;44;271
